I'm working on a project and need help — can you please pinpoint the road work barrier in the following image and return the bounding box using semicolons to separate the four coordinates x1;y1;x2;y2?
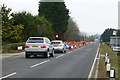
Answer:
64;41;94;51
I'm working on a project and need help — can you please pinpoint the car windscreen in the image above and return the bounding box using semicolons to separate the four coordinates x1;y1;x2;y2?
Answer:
51;42;61;44
27;38;44;43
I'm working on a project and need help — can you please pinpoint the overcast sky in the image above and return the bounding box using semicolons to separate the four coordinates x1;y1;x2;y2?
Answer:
0;0;119;35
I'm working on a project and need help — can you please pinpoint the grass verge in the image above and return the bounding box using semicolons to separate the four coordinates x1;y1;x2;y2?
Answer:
98;43;119;79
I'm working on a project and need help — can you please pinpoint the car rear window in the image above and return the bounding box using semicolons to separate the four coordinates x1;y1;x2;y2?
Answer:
51;42;61;44
27;38;44;43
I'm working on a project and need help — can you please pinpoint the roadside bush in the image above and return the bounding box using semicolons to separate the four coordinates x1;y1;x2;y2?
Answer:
105;42;110;46
2;42;25;53
10;43;18;50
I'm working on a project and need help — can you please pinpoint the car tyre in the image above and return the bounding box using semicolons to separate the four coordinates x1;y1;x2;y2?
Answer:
25;52;30;58
64;50;66;53
45;51;50;58
50;49;54;57
62;49;65;53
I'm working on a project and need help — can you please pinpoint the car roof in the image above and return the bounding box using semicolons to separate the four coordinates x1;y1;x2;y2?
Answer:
51;40;63;42
29;37;47;39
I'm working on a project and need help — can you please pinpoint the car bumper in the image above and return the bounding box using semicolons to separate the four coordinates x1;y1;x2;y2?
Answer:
25;48;48;55
25;51;48;55
54;47;64;52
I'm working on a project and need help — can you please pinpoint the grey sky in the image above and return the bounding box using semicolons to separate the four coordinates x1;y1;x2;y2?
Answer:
0;0;119;35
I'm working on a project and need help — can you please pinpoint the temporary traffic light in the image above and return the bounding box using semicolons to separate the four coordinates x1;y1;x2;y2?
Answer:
55;34;59;38
54;34;61;40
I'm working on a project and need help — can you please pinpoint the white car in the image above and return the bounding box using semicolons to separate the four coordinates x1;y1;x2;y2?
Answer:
112;46;120;51
51;40;66;53
25;37;54;58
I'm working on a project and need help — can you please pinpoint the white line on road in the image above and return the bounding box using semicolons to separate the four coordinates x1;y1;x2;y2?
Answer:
88;43;100;79
66;51;72;54
95;52;100;78
0;72;17;79
30;60;50;68
55;54;64;58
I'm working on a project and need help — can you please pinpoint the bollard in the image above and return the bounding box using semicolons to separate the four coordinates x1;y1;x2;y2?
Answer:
105;56;108;65
106;57;111;76
110;68;115;78
107;57;111;64
105;53;109;56
106;63;111;76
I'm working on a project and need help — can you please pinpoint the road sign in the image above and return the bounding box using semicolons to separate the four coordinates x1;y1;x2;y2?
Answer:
18;46;23;50
65;44;70;49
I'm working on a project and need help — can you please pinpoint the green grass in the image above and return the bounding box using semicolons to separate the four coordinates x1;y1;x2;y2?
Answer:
98;57;108;78
99;43;119;79
117;52;120;79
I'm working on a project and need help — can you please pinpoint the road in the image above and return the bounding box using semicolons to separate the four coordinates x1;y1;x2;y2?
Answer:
2;43;99;79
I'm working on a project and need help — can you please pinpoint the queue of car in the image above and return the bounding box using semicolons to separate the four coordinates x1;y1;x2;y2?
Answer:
51;40;66;53
25;37;67;58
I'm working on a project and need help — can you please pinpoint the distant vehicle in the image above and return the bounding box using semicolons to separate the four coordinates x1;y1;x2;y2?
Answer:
51;40;66;53
25;37;54;58
112;46;120;52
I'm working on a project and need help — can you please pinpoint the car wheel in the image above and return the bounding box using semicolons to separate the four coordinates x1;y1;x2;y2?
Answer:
64;50;66;53
62;49;65;53
25;52;30;58
50;49;54;57
45;51;50;58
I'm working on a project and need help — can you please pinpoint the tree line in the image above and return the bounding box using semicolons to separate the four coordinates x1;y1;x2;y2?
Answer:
1;1;97;43
100;28;120;42
1;4;55;43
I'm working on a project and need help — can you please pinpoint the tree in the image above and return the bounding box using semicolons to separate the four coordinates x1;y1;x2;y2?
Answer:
1;4;14;27
2;25;24;42
34;16;54;40
84;34;100;42
1;4;24;43
13;11;37;40
101;28;115;42
64;18;81;41
117;30;120;36
13;11;54;40
38;2;69;39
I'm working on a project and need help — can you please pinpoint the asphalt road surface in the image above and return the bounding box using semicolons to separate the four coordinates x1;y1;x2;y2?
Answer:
2;43;99;79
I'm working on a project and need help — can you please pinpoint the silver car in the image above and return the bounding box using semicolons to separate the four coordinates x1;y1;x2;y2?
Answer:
51;40;66;53
25;37;54;58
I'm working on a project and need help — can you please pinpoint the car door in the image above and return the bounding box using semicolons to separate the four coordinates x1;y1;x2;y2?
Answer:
45;38;53;53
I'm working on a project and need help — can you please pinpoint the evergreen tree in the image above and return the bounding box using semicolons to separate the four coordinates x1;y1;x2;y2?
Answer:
38;1;69;39
117;30;120;36
101;28;115;42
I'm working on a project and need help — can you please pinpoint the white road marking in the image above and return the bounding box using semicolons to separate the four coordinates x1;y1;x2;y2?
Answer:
55;54;64;58
30;60;50;68
66;51;72;54
88;43;100;79
0;72;17;79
